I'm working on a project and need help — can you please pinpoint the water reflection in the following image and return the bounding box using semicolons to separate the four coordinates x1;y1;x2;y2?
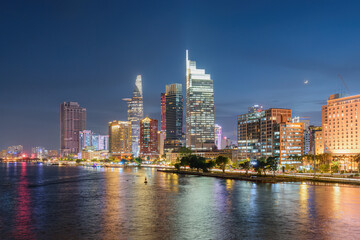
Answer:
14;163;35;239
1;164;360;239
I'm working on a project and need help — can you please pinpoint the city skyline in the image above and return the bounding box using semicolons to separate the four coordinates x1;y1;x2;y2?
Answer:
3;1;360;151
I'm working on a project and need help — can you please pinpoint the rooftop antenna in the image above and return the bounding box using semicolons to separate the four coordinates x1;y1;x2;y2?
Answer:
338;73;350;96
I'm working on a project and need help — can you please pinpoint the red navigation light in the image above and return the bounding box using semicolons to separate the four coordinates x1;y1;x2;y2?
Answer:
22;154;26;158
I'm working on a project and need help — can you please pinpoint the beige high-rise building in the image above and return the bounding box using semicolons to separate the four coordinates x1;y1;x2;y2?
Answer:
314;130;324;155
279;122;303;165
108;121;132;157
322;93;360;155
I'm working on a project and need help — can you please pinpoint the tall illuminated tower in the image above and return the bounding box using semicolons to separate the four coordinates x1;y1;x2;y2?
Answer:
186;50;215;150
60;102;86;156
123;75;144;157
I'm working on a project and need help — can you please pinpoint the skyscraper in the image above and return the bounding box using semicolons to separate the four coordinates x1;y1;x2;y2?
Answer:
185;50;215;150
140;117;158;159
165;84;183;147
108;121;132;157
161;93;166;132
60;102;86;156
123;75;144;157
215;124;222;149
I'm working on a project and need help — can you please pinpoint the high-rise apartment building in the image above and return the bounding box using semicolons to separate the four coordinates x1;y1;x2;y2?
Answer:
279;122;303;165
322;93;360;155
108;121;132;156
140;117;158;159
60;102;86;156
185;50;215;150
123;75;144;157
164;83;183;150
237;108;293;162
293;117;311;155
161;93;166;132
215;124;222;150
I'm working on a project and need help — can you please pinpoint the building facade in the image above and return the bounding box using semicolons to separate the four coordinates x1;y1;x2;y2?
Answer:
161;92;166;132
185;50;215;150
164;83;183;150
279;122;303;165
215;124;222;150
123;75;144;157
140;117;158;159
322;93;360;155
237;108;293;162
60;102;86;156
108;121;132;157
79;130;109;152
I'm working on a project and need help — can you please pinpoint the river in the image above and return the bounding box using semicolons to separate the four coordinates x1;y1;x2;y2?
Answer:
1;163;360;240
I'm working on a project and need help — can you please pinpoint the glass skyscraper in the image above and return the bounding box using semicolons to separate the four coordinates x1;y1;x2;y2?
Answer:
185;50;215;150
123;75;144;157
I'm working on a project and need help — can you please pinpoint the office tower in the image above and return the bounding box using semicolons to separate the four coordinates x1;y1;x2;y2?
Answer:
322;93;360;155
248;104;263;113
108;121;132;155
215;124;222;149
237;110;264;160
237;108;292;162
31;146;48;159
164;83;183;150
161;93;166;132
60;102;86;156
140;117;158;159
123;75;144;157
185;50;215;150
293;117;311;155
279;122;303;165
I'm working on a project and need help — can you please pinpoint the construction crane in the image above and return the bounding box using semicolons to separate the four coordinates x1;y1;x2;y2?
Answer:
338;73;350;94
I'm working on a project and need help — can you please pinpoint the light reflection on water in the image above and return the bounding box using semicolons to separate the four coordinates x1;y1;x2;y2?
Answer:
1;163;360;239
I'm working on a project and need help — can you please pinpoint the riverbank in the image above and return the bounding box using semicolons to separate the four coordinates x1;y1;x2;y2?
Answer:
158;169;360;185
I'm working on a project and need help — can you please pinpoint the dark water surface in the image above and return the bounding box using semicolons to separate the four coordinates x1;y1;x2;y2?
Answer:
1;163;360;240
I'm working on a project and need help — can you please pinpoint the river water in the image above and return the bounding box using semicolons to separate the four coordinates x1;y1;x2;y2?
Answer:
1;163;360;240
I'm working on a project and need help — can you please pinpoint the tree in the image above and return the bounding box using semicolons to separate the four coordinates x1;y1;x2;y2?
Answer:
76;159;82;164
189;155;207;172
254;157;267;176
239;159;251;175
180;156;190;169
331;161;339;173
134;157;143;165
179;147;192;158
206;160;216;170
319;164;330;173
266;157;278;176
355;154;360;173
174;163;181;171
215;156;230;173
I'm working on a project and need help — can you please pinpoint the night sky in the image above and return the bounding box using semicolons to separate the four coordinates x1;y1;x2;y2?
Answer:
1;0;360;151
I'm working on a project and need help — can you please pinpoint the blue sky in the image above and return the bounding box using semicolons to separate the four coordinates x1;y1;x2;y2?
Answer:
1;0;360;151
